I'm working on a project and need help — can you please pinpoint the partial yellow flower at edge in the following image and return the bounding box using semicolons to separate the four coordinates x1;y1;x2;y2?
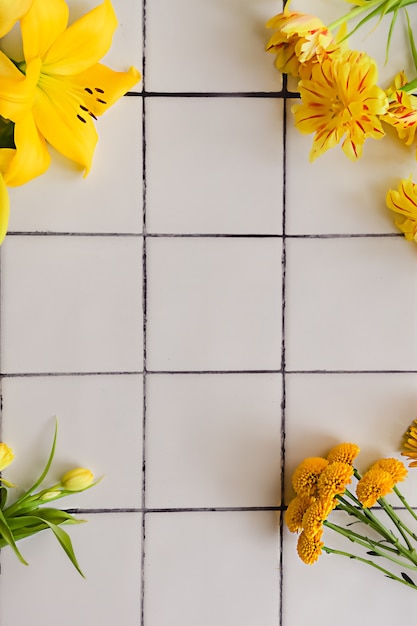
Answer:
20;0;141;175
0;442;14;471
293;50;387;161
402;419;417;467
386;177;417;242
0;0;34;39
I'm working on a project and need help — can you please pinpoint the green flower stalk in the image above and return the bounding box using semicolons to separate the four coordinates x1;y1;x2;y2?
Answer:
0;422;99;577
286;442;417;591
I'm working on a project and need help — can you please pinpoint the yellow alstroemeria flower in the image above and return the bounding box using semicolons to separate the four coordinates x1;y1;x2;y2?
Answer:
12;0;141;185
380;72;417;149
386;177;417;242
293;50;388;161
0;0;33;38
266;8;337;78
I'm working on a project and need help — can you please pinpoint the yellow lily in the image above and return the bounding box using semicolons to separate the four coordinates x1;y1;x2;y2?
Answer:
17;0;141;181
0;0;33;38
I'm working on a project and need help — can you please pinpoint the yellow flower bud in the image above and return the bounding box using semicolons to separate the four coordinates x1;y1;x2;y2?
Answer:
61;468;94;491
39;490;62;502
0;443;14;471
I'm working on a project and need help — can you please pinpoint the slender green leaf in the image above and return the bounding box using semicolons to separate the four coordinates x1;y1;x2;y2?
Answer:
26;515;85;577
405;9;417;72
0;507;28;565
0;486;7;509
401;571;415;585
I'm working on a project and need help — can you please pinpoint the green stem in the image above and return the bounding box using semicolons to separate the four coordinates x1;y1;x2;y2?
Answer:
323;546;417;590
394;485;417;525
327;0;387;31
324;520;417;570
378;495;417;552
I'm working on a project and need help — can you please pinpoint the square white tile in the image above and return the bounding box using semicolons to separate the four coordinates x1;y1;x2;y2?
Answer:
144;511;279;626
146;373;282;508
146;237;282;371
285;373;417;505
285;237;417;371
145;0;281;92
2;374;143;509
146;97;283;234
0;513;142;626
8;98;143;234
1;236;143;374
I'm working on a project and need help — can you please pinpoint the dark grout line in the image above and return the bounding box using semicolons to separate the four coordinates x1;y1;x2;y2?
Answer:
5;231;402;239
2;369;417;378
126;90;300;99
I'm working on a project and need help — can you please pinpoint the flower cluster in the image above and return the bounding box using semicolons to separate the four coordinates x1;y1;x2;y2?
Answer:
0;0;141;243
0;423;97;576
266;1;417;241
286;436;417;590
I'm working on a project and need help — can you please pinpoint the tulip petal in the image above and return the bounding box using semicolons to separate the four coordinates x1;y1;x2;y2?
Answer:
43;0;118;75
4;114;50;186
0;0;33;38
21;0;68;62
34;74;98;173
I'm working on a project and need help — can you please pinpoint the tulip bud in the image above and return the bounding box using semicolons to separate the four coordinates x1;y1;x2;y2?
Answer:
39;490;62;502
61;467;94;491
0;443;14;471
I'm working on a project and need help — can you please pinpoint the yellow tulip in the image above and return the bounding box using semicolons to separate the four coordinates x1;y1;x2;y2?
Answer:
0;443;14;471
13;0;141;184
61;467;94;491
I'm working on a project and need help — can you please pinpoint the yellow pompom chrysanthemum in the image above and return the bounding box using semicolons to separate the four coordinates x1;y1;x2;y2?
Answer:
317;461;353;499
285;494;314;533
356;468;395;507
327;443;360;465
297;529;324;564
302;498;337;538
292;457;329;498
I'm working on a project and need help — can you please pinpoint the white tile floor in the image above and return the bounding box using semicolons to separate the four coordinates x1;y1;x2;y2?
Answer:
1;0;417;624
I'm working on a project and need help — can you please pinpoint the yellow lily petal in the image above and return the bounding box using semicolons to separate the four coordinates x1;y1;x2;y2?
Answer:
72;63;141;117
0;0;33;38
0;54;41;122
43;0;118;75
34;74;98;174
4;114;50;186
0;170;10;244
21;0;68;62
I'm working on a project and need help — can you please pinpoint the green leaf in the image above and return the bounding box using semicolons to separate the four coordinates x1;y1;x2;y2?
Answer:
0;486;7;509
366;550;380;556
401;572;415;585
27;515;85;577
4;421;59;516
405;9;417;72
0;507;28;565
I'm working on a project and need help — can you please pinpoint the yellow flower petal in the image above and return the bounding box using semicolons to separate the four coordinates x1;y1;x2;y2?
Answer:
70;63;141;117
21;0;68;62
0;442;14;470
0;54;40;122
34;73;98;174
4;114;50;186
43;0;118;75
0;0;33;38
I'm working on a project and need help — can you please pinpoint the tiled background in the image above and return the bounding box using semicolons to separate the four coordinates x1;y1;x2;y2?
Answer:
0;0;417;624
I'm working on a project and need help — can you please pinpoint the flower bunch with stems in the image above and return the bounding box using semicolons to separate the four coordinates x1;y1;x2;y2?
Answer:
286;438;417;590
0;422;98;577
266;0;417;242
0;0;141;243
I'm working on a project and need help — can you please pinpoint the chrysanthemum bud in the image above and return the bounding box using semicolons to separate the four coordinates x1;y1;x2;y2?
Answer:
61;468;94;491
0;443;14;471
